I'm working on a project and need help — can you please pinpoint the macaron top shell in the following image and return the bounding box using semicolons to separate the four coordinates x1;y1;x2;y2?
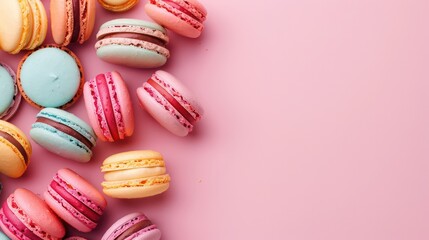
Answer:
57;168;107;210
50;0;69;45
18;45;84;109
26;0;48;50
0;0;32;53
99;18;167;34
12;188;65;239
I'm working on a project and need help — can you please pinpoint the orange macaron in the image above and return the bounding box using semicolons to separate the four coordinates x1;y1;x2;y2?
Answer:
50;0;96;46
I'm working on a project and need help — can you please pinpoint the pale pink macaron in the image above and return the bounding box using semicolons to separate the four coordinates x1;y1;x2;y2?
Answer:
83;71;134;142
102;212;161;240
0;188;65;240
144;0;207;38
137;70;203;136
44;168;107;233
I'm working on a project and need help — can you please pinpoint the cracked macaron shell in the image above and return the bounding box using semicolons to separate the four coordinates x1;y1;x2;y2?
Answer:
30;108;96;162
0;120;31;178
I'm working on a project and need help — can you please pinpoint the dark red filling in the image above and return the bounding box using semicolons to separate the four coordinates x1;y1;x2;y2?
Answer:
2;201;41;240
147;78;196;125
71;0;81;43
0;130;28;164
94;73;119;141
36;117;93;149
50;180;100;222
162;0;200;21
102;32;167;47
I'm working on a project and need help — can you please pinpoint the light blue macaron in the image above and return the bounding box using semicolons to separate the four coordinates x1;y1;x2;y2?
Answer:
30;108;96;162
0;63;21;120
0;231;10;240
18;46;83;109
95;19;170;68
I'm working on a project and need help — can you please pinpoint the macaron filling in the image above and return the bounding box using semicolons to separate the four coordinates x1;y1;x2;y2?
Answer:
71;0;81;43
1;202;39;240
35;117;93;149
0;130;28;164
146;78;197;125
101;32;167;47
114;218;154;240
49;180;100;222
162;0;199;21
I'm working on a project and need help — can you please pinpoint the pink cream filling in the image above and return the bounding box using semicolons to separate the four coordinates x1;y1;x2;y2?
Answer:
89;76;113;141
0;205;35;240
105;72;126;139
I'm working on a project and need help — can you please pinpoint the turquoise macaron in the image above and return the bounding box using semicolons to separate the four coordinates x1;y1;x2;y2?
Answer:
95;19;170;68
30;108;96;162
0;231;9;240
17;45;84;109
0;63;21;121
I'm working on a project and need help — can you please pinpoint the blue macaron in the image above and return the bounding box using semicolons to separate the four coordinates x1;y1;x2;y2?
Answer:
30;108;96;162
0;63;21;121
0;231;10;240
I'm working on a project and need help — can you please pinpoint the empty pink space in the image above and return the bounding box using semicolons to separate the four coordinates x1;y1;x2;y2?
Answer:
1;0;429;239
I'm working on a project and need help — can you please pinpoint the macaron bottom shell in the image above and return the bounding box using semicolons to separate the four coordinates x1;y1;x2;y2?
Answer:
96;44;167;68
103;182;169;199
30;125;92;162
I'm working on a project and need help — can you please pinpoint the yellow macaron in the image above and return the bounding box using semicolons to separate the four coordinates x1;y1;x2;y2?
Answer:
0;120;32;178
101;150;170;199
98;0;139;12
0;0;47;54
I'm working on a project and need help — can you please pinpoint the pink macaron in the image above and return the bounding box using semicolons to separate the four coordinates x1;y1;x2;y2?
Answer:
0;188;65;240
144;0;207;38
44;168;107;233
102;212;161;240
83;71;134;142
137;70;203;136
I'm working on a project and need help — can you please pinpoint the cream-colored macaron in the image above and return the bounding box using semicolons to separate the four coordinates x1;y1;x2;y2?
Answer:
101;150;170;199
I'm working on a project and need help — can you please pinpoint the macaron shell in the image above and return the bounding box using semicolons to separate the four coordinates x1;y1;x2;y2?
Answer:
30;125;93;162
96;43;168;68
80;0;96;43
0;64;21;121
50;0;69;45
83;82;110;142
58;168;107;209
0;231;10;240
145;3;202;38
103;182;170;199
0;0;33;53
130;228;161;240
25;0;48;50
111;71;135;138
0;221;18;240
98;0;140;12
101;212;142;240
137;87;189;136
13;188;65;239
43;192;93;233
0;121;31;178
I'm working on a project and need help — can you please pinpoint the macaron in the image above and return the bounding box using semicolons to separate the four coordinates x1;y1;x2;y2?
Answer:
17;45;84;109
44;168;107;233
102;212;161;240
0;63;21;121
145;0;207;38
0;188;65;240
98;0;139;12
50;0;96;46
0;231;9;240
95;19;170;68
137;70;203;137
101;150;170;199
83;71;134;142
0;0;48;54
0;120;32;178
30;108;97;162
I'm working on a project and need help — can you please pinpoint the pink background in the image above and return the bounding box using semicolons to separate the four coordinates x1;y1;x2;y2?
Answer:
1;0;429;239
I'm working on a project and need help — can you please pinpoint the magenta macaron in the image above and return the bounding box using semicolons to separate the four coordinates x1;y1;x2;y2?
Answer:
44;168;107;233
83;71;134;142
0;188;65;240
102;212;161;240
137;70;203;136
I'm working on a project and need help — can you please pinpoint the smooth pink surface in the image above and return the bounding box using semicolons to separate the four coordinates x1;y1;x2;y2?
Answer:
1;0;429;239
